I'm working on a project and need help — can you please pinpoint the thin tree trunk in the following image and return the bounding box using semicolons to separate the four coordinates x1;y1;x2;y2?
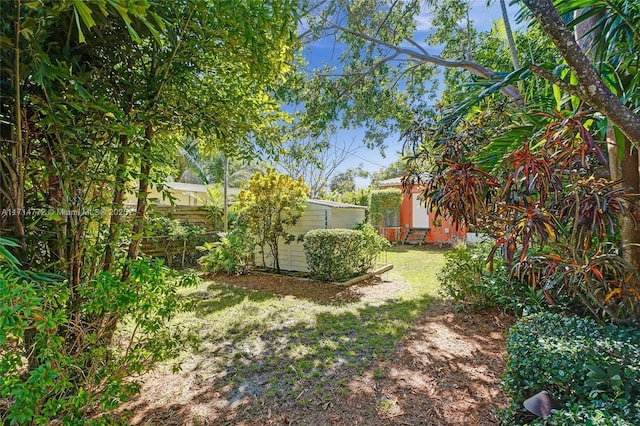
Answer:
607;119;640;276
122;125;153;282
69;214;84;292
99;128;153;346
272;240;280;273
499;0;520;70
617;147;640;273
103;136;129;271
45;144;64;266
12;0;25;250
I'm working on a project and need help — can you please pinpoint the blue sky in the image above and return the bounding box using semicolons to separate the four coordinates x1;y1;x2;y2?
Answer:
299;0;522;187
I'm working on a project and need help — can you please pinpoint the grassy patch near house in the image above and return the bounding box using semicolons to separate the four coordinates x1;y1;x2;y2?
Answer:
384;245;447;297
164;246;446;411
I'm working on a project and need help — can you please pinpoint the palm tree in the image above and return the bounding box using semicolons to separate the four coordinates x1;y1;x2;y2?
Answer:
488;0;520;69
175;138;265;188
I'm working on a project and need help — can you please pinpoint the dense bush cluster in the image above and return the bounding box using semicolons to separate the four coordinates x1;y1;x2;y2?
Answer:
439;242;639;425
145;216;209;267
500;312;640;425
303;223;390;282
197;226;254;275
0;238;198;425
438;242;549;315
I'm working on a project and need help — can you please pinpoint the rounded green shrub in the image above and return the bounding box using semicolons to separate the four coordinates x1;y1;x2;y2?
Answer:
500;312;640;425
303;225;389;282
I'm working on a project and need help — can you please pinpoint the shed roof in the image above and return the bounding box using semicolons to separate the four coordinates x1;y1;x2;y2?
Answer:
308;199;367;209
163;181;240;194
378;177;403;187
378;173;432;188
164;181;209;192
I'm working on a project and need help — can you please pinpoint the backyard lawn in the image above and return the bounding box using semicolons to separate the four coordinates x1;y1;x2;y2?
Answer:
121;246;512;425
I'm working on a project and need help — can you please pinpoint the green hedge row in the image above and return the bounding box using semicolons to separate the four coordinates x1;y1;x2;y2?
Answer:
303;223;389;282
501;312;640;425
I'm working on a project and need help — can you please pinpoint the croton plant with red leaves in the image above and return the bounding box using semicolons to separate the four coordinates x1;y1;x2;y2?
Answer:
403;107;639;322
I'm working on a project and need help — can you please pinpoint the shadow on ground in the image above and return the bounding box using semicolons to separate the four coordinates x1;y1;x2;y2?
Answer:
119;270;514;426
207;272;390;305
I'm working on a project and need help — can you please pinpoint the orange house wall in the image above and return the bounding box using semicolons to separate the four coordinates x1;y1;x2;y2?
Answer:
424;211;466;243
399;191;412;227
394;186;466;243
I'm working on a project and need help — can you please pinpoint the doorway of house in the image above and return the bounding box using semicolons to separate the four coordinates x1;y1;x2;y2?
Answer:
412;193;429;228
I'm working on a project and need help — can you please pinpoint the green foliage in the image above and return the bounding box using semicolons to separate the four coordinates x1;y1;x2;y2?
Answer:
0;238;199;424
500;312;640;425
414;0;640;323
329;167;369;195
438;242;492;302
0;0;300;422
368;189;402;227
303;225;389;282
197;227;254;275
146;216;209;267
355;222;392;271
198;184;225;229
369;160;408;187
237;169;309;273
1;0;300;270
303;229;364;281
333;187;370;207
176;139;267;187
422;101;640;322
438;242;549;315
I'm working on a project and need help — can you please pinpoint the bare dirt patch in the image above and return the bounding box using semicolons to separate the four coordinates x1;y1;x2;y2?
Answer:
120;273;514;425
336;302;515;425
208;271;410;304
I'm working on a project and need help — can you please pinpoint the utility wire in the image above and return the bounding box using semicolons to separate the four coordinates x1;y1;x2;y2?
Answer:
326;138;393;170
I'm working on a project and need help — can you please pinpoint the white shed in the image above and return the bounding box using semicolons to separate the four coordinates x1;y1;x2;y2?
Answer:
256;199;367;272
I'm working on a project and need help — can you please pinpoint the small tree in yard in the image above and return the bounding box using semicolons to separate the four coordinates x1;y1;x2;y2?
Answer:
237;169;309;273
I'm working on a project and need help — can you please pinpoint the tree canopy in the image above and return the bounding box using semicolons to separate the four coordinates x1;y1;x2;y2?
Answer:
0;0;301;421
296;0;640;321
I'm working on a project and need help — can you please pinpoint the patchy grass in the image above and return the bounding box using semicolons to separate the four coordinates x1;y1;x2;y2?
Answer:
384;245;446;297
156;246;445;416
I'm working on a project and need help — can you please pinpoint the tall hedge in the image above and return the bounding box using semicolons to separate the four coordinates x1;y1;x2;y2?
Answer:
369;188;402;226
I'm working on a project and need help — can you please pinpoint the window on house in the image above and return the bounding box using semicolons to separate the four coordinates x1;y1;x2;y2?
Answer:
383;209;400;227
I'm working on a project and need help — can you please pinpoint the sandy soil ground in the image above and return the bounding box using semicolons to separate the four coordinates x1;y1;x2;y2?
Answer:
120;273;514;425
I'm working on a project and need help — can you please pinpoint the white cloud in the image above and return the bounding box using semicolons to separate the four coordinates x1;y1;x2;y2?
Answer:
415;9;434;32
